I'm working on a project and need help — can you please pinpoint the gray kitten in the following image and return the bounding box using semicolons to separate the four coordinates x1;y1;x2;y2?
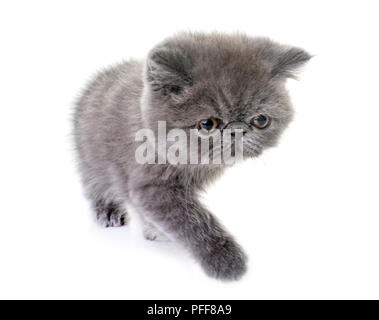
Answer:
73;32;310;280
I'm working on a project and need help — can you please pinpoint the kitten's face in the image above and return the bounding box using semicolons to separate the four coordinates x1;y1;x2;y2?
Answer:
143;33;310;161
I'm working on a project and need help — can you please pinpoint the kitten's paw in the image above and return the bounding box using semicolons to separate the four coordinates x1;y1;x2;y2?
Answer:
200;238;247;281
143;222;169;241
95;201;128;228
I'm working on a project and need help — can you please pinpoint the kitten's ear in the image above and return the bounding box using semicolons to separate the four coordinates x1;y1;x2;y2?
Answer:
146;46;193;95
270;45;312;79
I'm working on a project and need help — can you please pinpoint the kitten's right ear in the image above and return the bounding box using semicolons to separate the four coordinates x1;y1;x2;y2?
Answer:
146;46;193;96
270;45;312;79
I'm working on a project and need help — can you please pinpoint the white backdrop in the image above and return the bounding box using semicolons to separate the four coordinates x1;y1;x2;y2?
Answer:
0;0;378;299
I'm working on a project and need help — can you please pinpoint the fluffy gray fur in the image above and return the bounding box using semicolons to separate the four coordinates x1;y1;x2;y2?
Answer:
73;32;310;280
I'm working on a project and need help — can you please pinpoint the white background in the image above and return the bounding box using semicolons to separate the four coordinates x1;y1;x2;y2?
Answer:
0;0;378;299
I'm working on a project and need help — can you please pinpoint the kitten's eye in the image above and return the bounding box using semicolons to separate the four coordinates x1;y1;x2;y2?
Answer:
199;118;218;133
250;114;270;129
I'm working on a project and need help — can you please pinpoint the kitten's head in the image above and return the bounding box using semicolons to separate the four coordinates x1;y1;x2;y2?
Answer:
142;32;310;161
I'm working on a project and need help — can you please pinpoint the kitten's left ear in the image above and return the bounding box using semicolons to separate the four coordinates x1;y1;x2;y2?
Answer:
271;45;312;79
145;45;193;95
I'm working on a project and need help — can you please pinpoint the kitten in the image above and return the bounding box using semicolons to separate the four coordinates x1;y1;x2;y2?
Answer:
73;32;310;280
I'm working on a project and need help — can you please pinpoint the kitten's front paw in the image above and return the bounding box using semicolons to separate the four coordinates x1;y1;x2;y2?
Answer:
200;238;247;281
95;200;128;228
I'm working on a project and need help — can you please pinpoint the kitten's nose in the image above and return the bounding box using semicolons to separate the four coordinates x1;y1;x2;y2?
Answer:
224;122;249;136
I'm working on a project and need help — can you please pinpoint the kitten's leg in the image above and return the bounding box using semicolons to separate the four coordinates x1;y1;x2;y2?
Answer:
94;199;128;228
133;186;247;281
141;218;170;241
143;221;169;241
